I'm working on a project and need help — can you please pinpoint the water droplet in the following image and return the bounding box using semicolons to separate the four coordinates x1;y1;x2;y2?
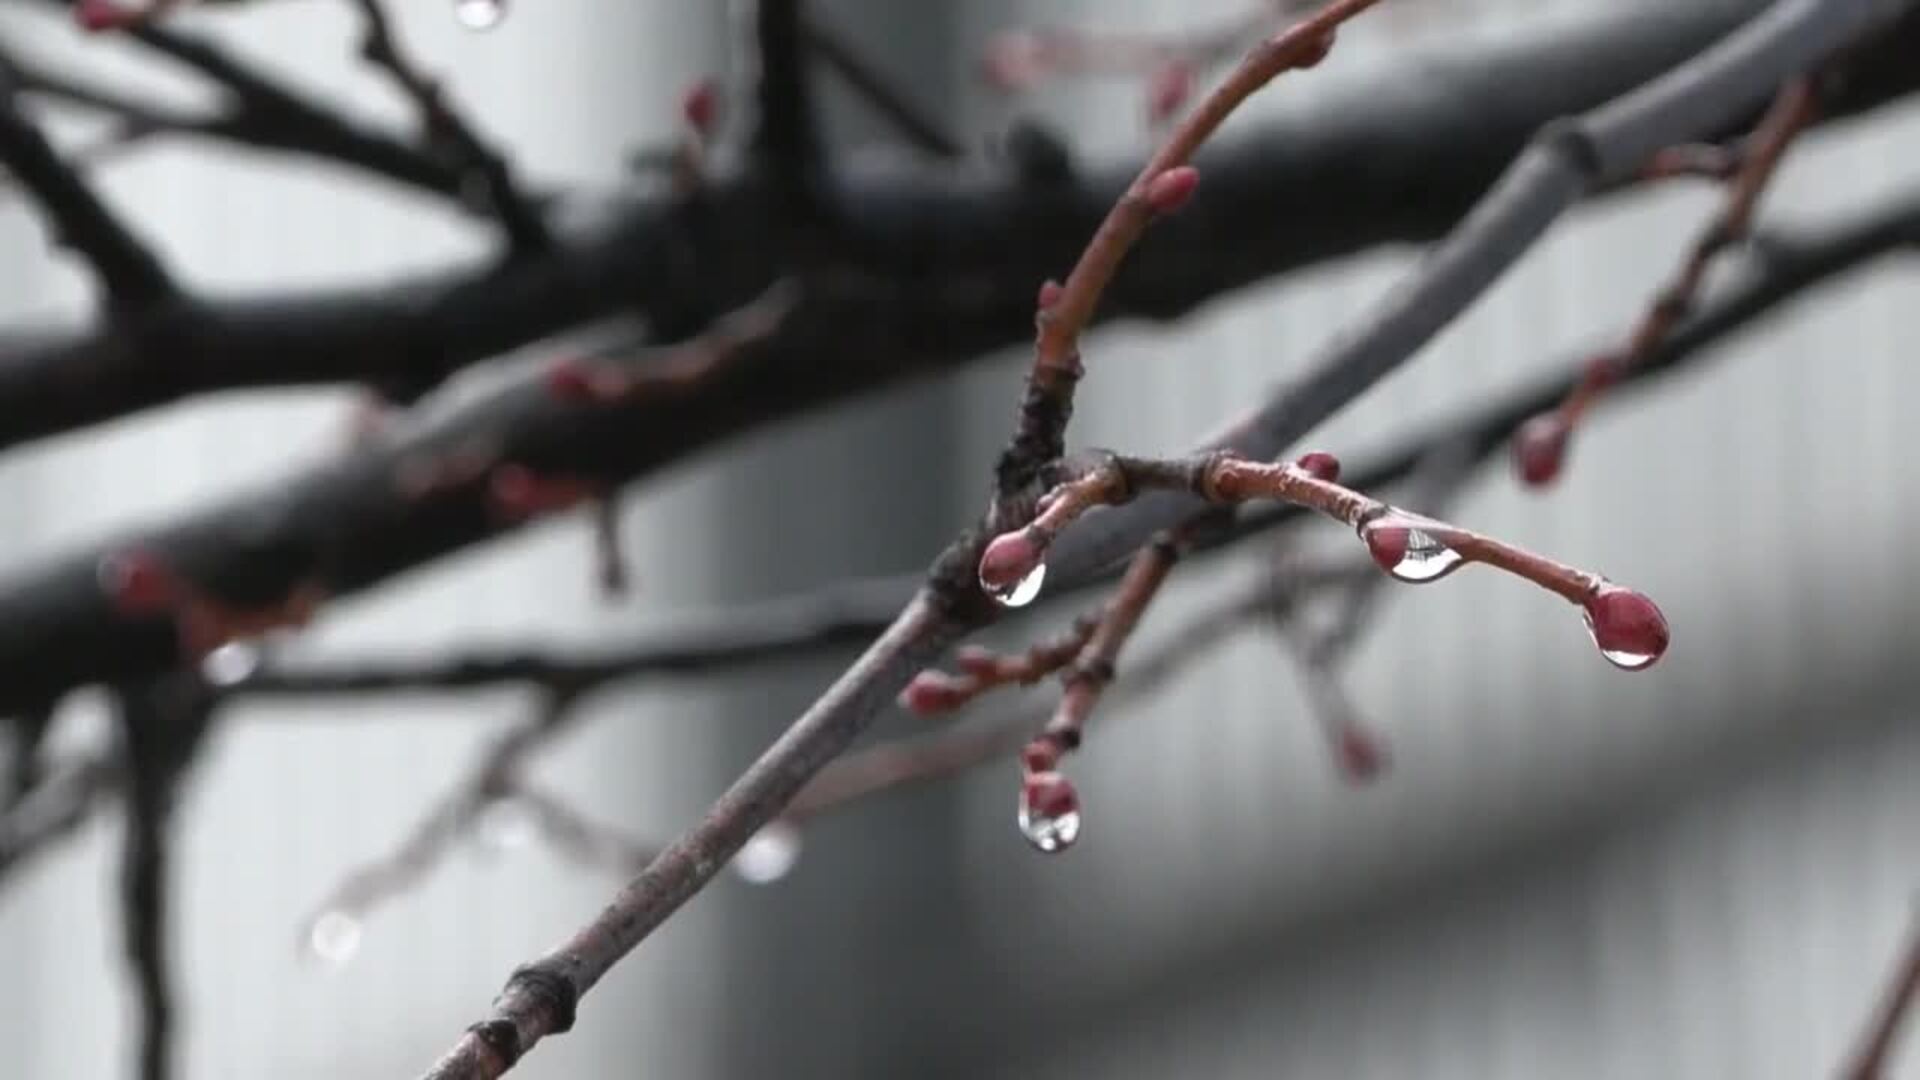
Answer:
475;797;539;853
1359;517;1464;583
1582;586;1670;671
985;562;1046;608
305;910;362;969
731;822;802;884
198;641;260;687
453;0;505;31
1017;771;1081;854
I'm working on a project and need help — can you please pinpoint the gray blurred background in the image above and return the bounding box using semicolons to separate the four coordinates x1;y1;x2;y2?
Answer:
1;0;1916;1076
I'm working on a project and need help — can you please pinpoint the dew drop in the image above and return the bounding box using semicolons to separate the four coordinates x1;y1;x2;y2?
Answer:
984;562;1046;609
1017;771;1081;854
1359;517;1464;584
475;797;539;853
305;910;362;969
453;0;505;31
1581;586;1670;671
198;641;260;688
731;821;802;885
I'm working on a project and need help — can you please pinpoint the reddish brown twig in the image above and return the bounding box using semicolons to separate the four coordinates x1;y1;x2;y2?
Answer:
1013;530;1185;852
1843;909;1920;1080
899;614;1099;716
992;0;1379;506
1513;76;1818;487
981;450;1670;671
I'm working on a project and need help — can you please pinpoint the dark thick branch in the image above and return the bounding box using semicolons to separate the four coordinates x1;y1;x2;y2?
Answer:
10;0;512;204
345;0;548;250
4;175;1916;714
0;2;1914;451
0;83;173;304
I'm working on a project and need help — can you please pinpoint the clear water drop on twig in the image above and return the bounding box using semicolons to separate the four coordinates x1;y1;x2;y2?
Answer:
1360;517;1464;584
731;821;802;884
1017;771;1081;854
475;797;539;854
984;562;1047;609
453;0;506;31
305;910;363;970
198;641;260;687
1581;586;1670;671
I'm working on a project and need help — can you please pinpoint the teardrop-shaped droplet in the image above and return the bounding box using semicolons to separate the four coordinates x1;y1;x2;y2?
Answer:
731;821;802;885
198;641;260;687
1017;771;1081;854
305;910;363;969
475;797;539;854
984;562;1046;609
1359;518;1464;584
1581;586;1670;671
453;0;505;31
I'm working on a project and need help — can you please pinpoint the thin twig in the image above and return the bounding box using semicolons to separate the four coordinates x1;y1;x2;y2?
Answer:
0;82;174;306
1843;909;1920;1080
0;755;115;891
801;16;962;159
345;0;548;251
1515;75;1821;486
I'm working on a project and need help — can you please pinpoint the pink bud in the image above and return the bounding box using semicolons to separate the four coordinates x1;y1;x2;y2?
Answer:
75;0;133;32
1145;62;1194;124
1020;770;1079;821
1296;29;1338;68
1584;353;1624;392
489;464;539;517
680;79;720;137
982;31;1048;92
1144;166;1200;215
954;644;1000;678
1513;413;1570;488
899;671;970;715
1583;586;1670;671
1036;279;1064;311
978;529;1041;592
1294;451;1341;483
1020;741;1060;775
1335;724;1387;784
544;359;600;403
99;550;176;614
1362;523;1410;575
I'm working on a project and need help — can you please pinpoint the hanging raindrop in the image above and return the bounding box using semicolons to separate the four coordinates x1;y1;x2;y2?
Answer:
984;561;1047;608
1581;586;1670;671
475;797;539;854
1359;516;1464;584
1017;771;1081;854
198;641;260;688
731;821;803;885
453;0;505;31
305;910;363;969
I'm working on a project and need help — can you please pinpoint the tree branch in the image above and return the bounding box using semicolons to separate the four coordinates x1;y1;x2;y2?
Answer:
801;15;960;159
420;593;960;1079
1845;908;1920;1079
1037;0;1916;590
0;1;1911;452
344;0;548;251
0;79;174;305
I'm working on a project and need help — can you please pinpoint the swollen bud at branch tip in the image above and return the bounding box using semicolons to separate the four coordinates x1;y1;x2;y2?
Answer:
1582;586;1670;671
1017;770;1081;854
75;0;132;32
1335;724;1387;784
1514;413;1570;488
1294;451;1341;483
979;530;1043;592
899;671;970;715
1020;741;1060;775
982;31;1048;92
1036;279;1064;311
1146;62;1195;124
544;358;600;402
681;79;720;138
1145;166;1201;215
98;550;176;615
